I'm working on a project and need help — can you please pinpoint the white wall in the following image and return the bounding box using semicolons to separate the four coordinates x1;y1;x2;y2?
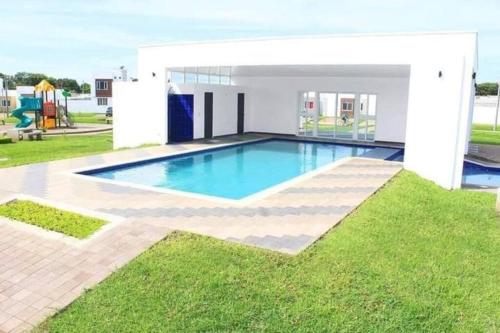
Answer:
67;97;111;114
235;76;409;142
404;53;476;189
173;83;249;139
113;80;168;149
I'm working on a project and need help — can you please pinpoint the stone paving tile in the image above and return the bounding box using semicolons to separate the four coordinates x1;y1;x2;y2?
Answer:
0;135;401;331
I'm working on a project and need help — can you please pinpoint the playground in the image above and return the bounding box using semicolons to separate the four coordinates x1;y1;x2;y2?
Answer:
1;79;112;144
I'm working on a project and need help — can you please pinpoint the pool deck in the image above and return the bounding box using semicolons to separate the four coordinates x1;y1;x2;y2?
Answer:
0;134;401;332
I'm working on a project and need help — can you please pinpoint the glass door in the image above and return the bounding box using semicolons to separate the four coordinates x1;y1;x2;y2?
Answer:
357;94;377;141
335;93;355;140
298;91;316;137
318;93;337;138
298;91;376;141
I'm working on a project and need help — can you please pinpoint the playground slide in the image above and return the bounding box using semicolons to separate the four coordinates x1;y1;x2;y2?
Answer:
57;105;73;127
10;106;33;128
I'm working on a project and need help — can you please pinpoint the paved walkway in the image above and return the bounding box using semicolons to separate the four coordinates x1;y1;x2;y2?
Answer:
0;135;401;332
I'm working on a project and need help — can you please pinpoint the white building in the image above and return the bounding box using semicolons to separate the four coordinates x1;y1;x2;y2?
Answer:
113;32;478;190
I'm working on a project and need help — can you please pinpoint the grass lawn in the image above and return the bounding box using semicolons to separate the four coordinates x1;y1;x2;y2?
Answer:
0;200;105;239
469;123;500;145
0;133;113;168
69;112;110;124
3;112;110;125
37;171;499;332
471;131;500;145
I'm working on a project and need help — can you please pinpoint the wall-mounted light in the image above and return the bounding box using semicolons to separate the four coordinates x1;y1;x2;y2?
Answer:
438;71;443;78
152;72;156;77
472;72;477;80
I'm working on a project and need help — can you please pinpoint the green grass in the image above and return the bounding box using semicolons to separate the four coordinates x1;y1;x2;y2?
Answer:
69;112;110;124
471;124;500;145
37;172;499;332
468;123;500;145
3;116;17;124
471;130;500;145
3;112;110;125
0;200;105;239
472;123;499;131
0;133;113;168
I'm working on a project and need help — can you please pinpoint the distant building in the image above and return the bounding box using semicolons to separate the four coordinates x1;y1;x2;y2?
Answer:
90;67;128;112
16;86;36;99
0;79;17;112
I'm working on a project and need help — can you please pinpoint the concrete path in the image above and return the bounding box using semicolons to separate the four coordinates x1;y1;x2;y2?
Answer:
0;135;401;332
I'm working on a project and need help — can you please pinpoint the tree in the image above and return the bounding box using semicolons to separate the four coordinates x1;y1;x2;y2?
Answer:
56;78;81;93
476;82;498;96
12;72;57;87
80;82;91;94
0;73;16;89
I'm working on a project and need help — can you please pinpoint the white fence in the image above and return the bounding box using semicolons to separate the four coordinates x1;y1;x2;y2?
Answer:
66;97;111;114
473;96;499;125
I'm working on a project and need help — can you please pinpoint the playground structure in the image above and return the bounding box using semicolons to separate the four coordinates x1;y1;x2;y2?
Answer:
9;80;73;129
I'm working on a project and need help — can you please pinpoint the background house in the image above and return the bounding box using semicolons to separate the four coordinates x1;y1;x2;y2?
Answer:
90;67;128;113
0;78;17;121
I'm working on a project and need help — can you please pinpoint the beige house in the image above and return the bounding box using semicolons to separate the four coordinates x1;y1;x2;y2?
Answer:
0;91;17;123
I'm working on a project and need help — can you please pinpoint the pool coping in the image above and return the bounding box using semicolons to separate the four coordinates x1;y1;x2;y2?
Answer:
68;137;403;205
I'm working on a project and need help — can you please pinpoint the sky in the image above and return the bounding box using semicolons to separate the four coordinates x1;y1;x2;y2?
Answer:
1;0;499;83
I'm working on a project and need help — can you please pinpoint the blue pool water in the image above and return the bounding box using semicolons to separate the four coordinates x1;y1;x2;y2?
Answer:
81;139;401;200
380;150;500;188
462;161;500;188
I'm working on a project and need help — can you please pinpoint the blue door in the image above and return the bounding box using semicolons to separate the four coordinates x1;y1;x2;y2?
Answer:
168;94;194;143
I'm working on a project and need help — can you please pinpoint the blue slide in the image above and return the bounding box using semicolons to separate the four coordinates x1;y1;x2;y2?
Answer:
10;97;42;128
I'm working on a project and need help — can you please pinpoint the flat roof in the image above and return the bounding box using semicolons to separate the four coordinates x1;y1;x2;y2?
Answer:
139;31;478;49
136;31;478;76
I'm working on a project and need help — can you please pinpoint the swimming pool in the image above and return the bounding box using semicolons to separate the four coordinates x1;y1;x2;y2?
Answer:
80;139;402;200
381;150;500;188
462;161;500;188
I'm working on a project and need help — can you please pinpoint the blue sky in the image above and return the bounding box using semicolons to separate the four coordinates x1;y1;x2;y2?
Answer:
1;0;499;83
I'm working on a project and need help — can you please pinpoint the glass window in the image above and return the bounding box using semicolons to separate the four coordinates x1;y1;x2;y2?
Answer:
209;67;219;84
342;102;352;110
185;72;197;84
197;74;209;84
96;81;108;90
170;71;184;84
220;76;231;85
97;97;108;106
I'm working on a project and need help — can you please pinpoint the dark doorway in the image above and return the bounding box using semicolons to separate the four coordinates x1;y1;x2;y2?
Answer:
168;94;193;143
204;92;213;139
237;93;245;134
